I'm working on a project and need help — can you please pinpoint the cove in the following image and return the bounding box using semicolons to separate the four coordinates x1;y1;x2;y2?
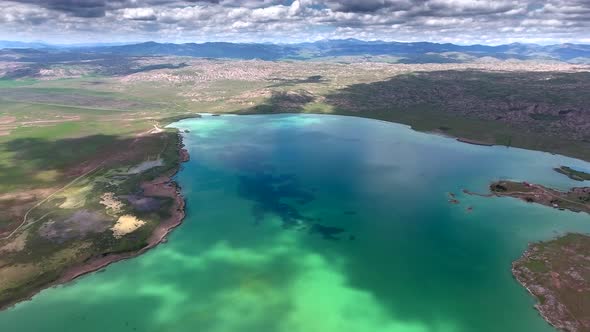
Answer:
1;113;589;332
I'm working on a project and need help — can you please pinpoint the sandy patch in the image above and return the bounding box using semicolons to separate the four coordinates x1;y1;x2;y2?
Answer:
0;123;17;136
0;116;16;125
150;124;163;134
111;215;146;238
100;192;124;215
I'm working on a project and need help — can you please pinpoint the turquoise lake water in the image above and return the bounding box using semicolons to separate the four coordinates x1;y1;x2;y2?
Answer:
1;114;590;332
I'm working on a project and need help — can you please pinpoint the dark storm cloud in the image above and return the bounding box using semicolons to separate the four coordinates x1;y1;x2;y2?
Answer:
9;0;117;17
7;0;222;17
1;0;590;44
323;0;415;13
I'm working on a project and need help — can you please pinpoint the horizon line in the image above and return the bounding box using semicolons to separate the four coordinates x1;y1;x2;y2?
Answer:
1;38;589;48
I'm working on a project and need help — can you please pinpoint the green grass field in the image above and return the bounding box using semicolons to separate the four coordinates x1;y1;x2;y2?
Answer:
0;74;192;309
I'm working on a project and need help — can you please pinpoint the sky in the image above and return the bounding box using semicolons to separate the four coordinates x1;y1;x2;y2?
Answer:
0;0;589;45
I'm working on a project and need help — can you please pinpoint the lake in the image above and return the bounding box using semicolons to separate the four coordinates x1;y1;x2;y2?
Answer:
1;114;589;332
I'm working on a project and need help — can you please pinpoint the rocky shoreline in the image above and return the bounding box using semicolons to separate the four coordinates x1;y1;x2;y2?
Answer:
456;137;495;146
463;180;590;331
489;181;590;214
482;180;590;331
512;234;590;332
0;138;190;312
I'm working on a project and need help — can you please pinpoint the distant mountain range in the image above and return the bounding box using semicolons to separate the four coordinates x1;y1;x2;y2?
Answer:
0;41;130;49
2;39;590;63
0;41;50;49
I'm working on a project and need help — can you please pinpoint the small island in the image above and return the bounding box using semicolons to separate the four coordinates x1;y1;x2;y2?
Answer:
488;180;590;331
554;166;590;182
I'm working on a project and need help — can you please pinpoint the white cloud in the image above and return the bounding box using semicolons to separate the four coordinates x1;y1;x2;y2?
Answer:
121;7;156;21
1;0;589;44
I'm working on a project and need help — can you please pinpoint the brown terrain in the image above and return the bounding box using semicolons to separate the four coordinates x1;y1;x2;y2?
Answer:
55;141;191;286
325;70;590;145
479;180;590;331
513;234;590;331
56;172;186;288
0;122;189;310
489;181;590;214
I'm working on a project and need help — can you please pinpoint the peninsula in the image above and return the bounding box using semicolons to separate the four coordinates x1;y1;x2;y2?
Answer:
489;180;590;331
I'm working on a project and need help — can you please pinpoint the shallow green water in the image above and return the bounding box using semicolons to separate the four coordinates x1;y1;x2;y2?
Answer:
2;114;590;332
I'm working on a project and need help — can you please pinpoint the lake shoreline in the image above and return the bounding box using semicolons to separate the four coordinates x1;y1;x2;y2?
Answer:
512;248;566;331
237;111;589;162
0;141;190;313
512;234;590;332
456;137;495;147
483;179;590;330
